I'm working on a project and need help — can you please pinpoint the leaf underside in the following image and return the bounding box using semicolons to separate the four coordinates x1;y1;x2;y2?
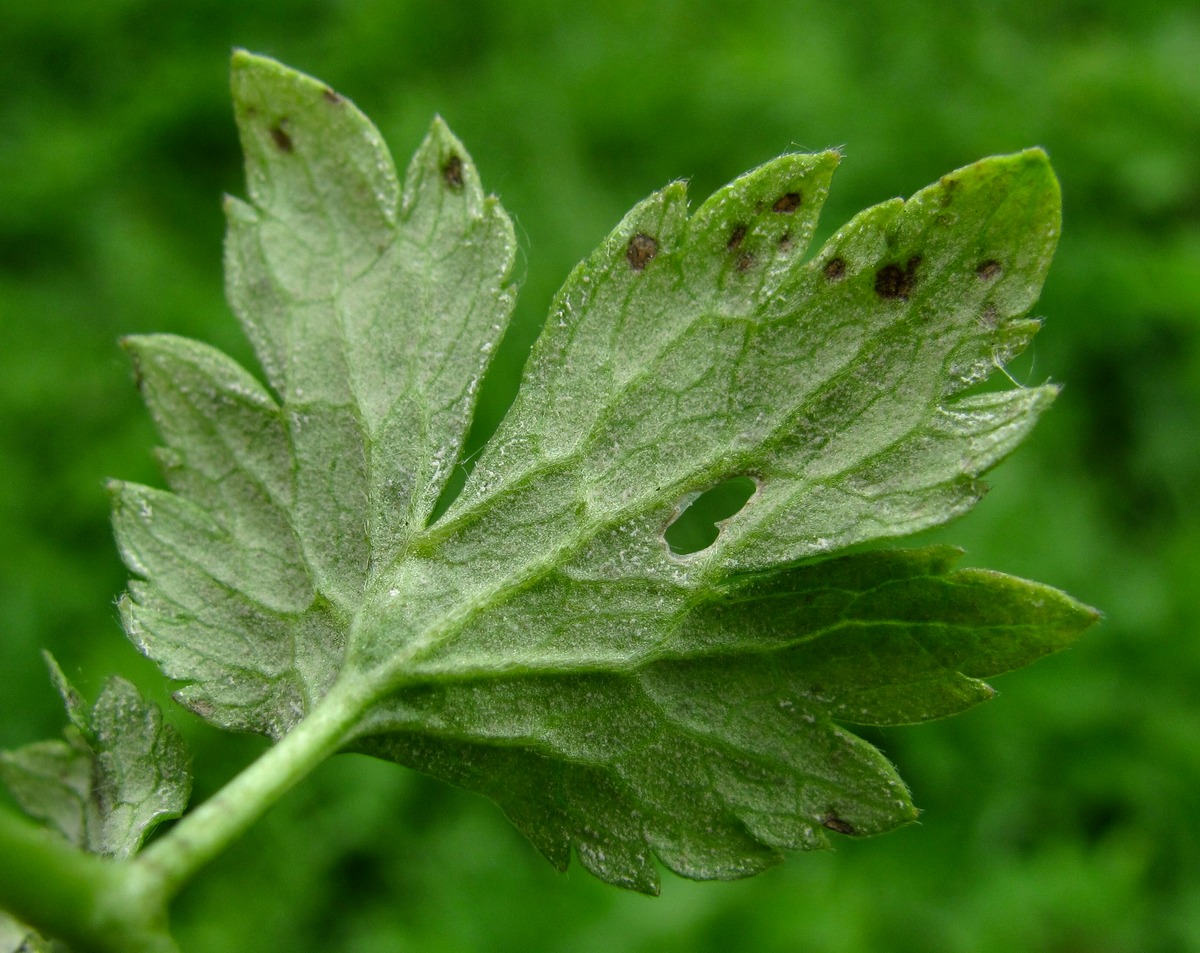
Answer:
0;655;190;861
110;52;1097;893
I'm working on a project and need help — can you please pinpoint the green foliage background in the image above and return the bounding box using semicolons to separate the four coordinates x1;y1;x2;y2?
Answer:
1;1;1197;950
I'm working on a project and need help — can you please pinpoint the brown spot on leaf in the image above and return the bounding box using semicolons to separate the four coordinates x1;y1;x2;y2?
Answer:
981;305;1000;328
178;693;215;720
626;233;658;271
875;256;921;300
442;154;464;190
322;87;343;104
939;175;959;207
875;265;906;297
269;122;294;153
727;224;747;250
778;233;794;252
824;257;846;282
736;253;755;272
977;259;1002;282
772;191;802;213
127;352;145;392
822;813;855;835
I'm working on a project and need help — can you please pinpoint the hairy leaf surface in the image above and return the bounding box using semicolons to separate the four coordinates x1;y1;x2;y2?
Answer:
112;52;1097;892
0;655;190;860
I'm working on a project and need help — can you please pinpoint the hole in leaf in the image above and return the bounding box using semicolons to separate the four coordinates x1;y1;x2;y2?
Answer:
665;476;757;555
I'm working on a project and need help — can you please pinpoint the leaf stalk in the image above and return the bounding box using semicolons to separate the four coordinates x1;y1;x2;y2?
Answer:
0;804;176;953
135;673;376;899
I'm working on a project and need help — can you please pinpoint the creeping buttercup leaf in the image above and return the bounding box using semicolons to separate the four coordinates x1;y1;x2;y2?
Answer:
112;52;1098;892
0;655;190;860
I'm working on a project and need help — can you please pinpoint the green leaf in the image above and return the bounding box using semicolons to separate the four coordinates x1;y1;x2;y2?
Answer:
0;656;190;860
112;52;1098;892
353;546;1091;891
0;910;50;953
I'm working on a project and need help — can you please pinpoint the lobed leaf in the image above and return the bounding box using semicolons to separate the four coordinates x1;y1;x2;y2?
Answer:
113;53;1098;891
0;655;190;859
354;546;1093;893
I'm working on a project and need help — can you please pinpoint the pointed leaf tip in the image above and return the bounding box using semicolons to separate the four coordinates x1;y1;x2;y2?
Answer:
1;670;191;859
41;652;88;735
230;49;399;229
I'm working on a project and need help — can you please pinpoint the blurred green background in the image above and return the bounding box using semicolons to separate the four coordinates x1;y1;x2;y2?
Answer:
2;1;1198;950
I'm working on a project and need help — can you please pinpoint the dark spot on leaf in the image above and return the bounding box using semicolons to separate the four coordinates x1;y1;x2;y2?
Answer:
824;257;846;282
822;813;855;835
269;123;294;153
772;191;802;213
977;259;1002;282
177;693;215;720
442;154;464;190
939;175;959;206
727;225;747;250
875;265;905;297
778;233;794;252
875;256;921;300
322;87;343;104
736;253;755;272
626;233;658;271
125;346;145;391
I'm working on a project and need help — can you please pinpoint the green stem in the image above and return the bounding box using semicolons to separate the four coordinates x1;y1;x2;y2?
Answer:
136;672;375;899
0;805;175;953
2;673;376;949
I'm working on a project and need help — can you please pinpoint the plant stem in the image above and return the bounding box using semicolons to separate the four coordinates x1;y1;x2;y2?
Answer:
0;805;175;953
1;673;378;950
135;672;375;899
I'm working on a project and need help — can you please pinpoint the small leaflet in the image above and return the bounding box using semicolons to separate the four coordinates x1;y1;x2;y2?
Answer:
0;656;190;860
